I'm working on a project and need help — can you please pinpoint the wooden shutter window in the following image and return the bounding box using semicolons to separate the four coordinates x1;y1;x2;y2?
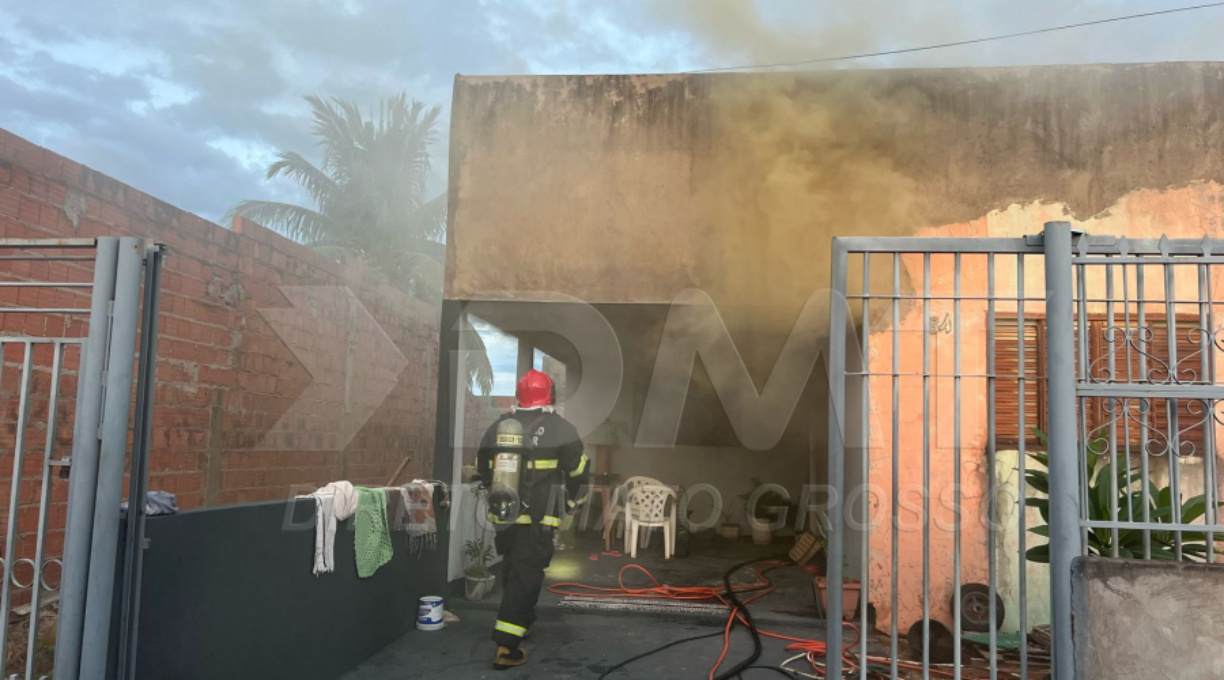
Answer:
1085;317;1207;454
994;316;1045;446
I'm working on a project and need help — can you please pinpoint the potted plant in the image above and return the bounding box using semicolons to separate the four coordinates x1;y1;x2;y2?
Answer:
463;537;497;600
814;554;861;621
1024;427;1224;562
720;504;742;541
740;479;798;545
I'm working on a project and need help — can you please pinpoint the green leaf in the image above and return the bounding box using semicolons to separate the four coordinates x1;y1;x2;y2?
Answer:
1026;544;1051;563
1148;545;1178;561
1024;497;1048;510
1087;531;1106;552
1180;540;1210;553
1179;495;1208;524
1094;462;1115;521
1153;487;1175;521
1029;525;1050;538
1083;440;1104;473
1025;472;1049;495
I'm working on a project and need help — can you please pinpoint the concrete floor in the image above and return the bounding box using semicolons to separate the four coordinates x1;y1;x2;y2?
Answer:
341;606;827;679
340;532;832;679
339;532;1052;680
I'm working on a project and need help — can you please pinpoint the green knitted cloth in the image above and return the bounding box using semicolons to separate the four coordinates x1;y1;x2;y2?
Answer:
354;487;393;578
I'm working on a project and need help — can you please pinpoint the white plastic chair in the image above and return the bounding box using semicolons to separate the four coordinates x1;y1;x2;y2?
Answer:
625;485;677;559
606;476;664;549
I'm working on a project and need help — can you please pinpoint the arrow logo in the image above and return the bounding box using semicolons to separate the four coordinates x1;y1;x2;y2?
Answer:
257;286;407;451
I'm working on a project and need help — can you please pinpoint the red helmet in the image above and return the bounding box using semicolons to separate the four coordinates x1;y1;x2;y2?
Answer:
516;370;555;408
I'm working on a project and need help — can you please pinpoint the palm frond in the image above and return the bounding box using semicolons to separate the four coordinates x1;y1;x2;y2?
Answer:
411;192;448;241
234;92;449;307
265;151;340;211
459;327;495;396
227;200;340;243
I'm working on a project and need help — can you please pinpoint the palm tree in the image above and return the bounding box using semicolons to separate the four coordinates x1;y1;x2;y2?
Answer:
228;93;493;395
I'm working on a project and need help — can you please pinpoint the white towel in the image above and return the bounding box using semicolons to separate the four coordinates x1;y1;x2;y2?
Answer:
318;481;358;520
303;481;358;576
312;493;336;576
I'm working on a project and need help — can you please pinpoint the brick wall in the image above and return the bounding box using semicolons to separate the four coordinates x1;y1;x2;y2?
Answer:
0;128;445;572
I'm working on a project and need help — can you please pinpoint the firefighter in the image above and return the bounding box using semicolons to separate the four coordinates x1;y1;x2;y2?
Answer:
476;369;590;670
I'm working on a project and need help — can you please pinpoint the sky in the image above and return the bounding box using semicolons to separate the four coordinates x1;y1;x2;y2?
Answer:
4;0;1224;394
3;0;1223;226
469;316;544;395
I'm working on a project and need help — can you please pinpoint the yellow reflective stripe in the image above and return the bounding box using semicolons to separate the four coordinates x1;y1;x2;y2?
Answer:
574;495;589;506
495;620;527;637
488;513;534;525
541;516;561;527
569;454;589;477
529;459;558;470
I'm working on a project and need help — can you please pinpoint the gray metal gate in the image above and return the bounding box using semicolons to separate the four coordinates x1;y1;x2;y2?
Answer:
0;237;163;680
826;222;1224;679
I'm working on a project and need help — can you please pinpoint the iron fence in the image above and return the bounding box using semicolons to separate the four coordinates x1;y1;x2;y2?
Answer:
1070;234;1224;560
0;238;162;680
826;222;1223;680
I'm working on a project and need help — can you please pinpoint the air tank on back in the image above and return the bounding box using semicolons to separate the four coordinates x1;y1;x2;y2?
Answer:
487;418;525;522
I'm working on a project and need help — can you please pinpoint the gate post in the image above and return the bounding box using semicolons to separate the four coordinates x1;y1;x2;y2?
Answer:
824;238;849;679
79;237;146;679
1042;221;1081;679
54;237;120;680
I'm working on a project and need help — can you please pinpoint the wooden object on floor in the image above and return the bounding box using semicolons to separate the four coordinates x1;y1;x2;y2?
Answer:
789;531;822;566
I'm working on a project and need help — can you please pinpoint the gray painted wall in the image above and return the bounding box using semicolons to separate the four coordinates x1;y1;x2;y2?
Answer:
128;499;447;680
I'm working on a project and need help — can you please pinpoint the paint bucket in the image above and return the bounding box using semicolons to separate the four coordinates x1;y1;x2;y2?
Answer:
417;596;444;631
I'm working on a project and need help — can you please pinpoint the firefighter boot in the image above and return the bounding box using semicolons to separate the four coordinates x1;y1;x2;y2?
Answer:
494;645;528;670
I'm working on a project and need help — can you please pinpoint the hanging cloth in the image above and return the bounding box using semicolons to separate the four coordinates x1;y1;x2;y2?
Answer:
399;480;438;555
302;481;357;576
354;487;393;578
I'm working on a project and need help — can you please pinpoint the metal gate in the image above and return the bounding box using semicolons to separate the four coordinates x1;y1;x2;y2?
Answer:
826;222;1224;679
0;237;163;680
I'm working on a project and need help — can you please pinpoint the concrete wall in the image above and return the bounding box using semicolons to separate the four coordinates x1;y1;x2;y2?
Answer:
1073;557;1224;680
448;65;1224;308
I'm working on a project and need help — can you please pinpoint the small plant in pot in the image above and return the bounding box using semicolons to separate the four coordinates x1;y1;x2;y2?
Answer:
740;478;798;546
813;553;862;621
720;504;742;541
463;538;497;601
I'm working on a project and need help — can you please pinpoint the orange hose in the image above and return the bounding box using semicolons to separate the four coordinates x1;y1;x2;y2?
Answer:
548;560;956;679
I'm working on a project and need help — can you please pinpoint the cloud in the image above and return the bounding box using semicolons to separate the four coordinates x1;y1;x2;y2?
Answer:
2;0;1224;226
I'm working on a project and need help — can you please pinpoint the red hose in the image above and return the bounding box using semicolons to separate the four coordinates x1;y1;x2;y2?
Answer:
547;560;956;678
